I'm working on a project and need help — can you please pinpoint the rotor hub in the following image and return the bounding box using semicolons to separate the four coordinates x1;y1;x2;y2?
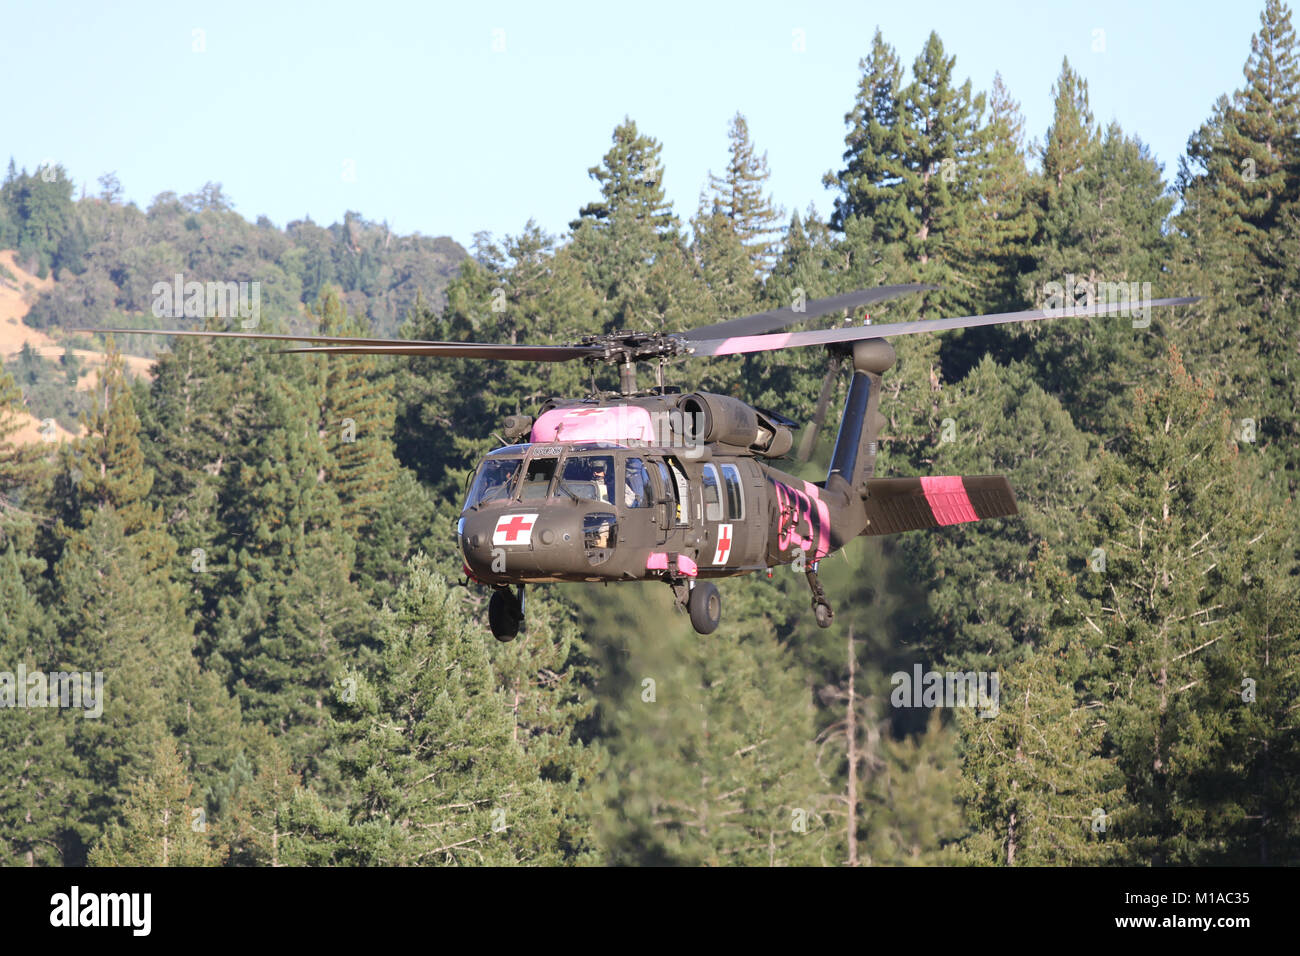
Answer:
577;331;692;367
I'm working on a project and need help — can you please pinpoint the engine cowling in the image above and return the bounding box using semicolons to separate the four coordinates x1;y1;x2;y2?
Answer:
679;392;793;457
680;392;759;447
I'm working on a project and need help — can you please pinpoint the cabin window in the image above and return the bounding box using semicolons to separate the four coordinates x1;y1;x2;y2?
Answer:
720;463;745;520
701;463;723;522
583;512;617;564
624;458;652;508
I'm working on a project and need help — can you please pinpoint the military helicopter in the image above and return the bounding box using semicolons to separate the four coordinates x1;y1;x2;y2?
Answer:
85;285;1196;640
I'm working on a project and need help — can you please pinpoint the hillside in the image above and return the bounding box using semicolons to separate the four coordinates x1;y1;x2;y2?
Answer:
0;169;468;344
0;169;468;438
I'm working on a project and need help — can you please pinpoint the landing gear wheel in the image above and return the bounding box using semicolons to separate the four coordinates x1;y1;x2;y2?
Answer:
489;587;523;642
688;581;722;635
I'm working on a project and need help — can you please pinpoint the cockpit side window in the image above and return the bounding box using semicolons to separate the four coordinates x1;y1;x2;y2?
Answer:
466;458;521;507
558;454;615;503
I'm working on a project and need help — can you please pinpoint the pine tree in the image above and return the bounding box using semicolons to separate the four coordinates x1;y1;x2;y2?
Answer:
306;287;436;600
704;113;784;276
485;586;603;864
593;587;828;866
211;728;303;866
1173;0;1300;491
826;29;905;232
0;540;82;866
955;564;1128;866
824;30;989;315
1041;58;1096;190
57;342;174;573
1073;349;1280;864
952;74;1038;314
89;738;227;866
1017;60;1175;434
813;629;963;866
291;556;578;865
394;225;597;503
200;345;374;779
568;118;710;337
0;366;45;508
571;118;678;235
53;506;196;861
137;328;258;630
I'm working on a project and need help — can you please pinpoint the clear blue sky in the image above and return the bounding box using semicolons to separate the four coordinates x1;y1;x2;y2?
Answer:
0;0;1268;250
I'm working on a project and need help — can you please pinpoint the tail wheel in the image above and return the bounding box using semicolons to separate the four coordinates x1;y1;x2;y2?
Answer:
814;602;834;628
688;581;722;634
489;588;522;642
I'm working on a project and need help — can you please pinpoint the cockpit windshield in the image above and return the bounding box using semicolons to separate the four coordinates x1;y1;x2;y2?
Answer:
558;454;615;503
466;458;522;508
520;457;558;500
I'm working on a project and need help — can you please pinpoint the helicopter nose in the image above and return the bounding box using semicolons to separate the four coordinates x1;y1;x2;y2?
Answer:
460;507;589;581
459;513;502;580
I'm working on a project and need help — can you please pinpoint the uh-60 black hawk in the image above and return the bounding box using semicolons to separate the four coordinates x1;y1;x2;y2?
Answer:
87;285;1196;640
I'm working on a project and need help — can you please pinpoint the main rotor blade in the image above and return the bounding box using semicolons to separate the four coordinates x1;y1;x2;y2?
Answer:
74;328;446;346
277;343;601;361
686;297;1202;357
681;284;938;341
74;327;602;362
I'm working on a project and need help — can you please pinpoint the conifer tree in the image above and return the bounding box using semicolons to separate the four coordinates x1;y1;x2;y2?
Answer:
955;570;1128;866
952;74;1038;315
486;586;603;864
1071;349;1282;864
594;592;827;866
568;118;710;336
305;287;436;600
825;30;989;315
57;342;174;573
894;357;1097;672
1017;61;1174;434
1041;58;1096;190
1173;0;1300;488
826;29;905;233
292;557;578;865
0;540;81;865
211;728;303;866
53;506;194;860
89;738;227;866
704;113;784;276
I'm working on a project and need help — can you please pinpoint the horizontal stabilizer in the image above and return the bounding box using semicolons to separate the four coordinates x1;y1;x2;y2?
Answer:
862;475;1018;536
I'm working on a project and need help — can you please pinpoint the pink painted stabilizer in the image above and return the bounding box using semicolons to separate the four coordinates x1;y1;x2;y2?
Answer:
919;475;977;525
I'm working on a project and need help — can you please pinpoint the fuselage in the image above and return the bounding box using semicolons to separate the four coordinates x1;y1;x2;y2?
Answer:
458;440;865;585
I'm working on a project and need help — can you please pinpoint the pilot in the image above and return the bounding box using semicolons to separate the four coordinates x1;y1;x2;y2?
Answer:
590;460;613;503
482;460;522;503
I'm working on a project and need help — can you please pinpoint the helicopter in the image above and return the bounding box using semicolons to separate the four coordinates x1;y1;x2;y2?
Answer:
84;284;1197;640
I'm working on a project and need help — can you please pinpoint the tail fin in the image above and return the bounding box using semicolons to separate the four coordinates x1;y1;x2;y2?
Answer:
861;475;1018;536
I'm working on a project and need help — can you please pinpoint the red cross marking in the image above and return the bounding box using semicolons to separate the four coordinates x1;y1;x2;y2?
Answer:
571;408;606;417
497;514;535;542
713;523;733;564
